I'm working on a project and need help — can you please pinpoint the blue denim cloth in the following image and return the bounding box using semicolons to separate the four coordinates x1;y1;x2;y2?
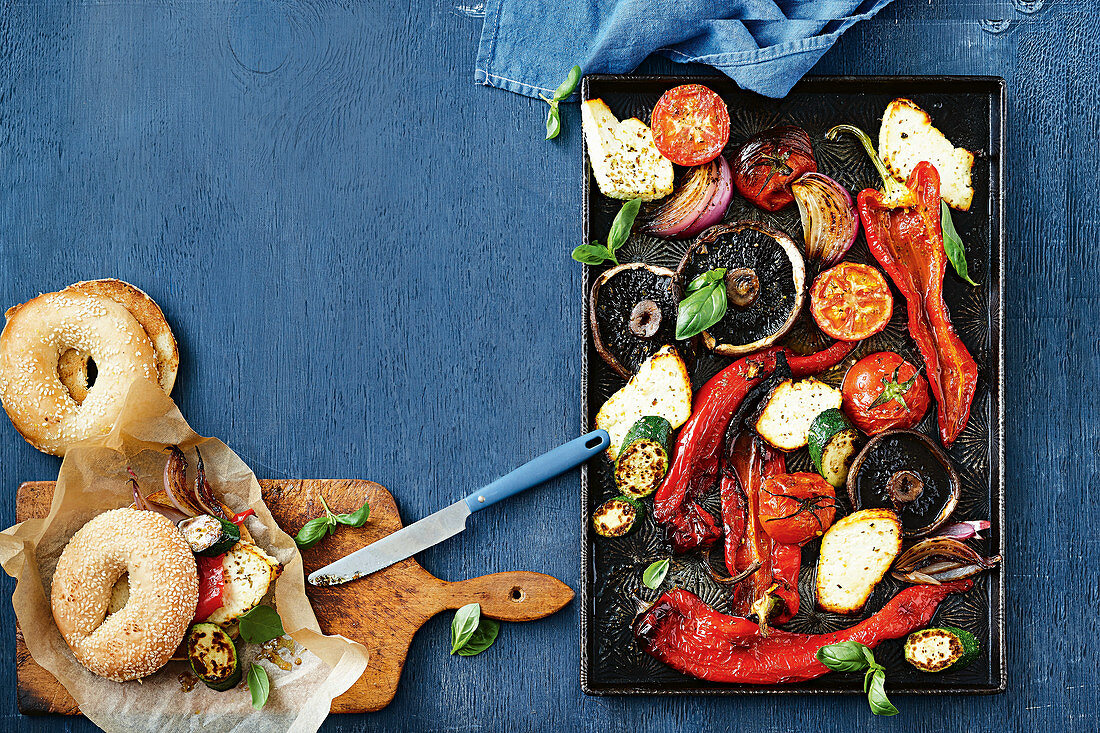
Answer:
474;0;898;99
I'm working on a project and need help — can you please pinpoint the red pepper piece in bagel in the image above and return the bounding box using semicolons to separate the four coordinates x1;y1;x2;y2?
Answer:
194;554;226;622
634;580;971;684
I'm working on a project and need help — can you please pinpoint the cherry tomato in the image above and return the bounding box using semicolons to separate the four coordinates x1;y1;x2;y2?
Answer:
842;352;931;435
810;262;893;341
731;126;817;211
758;473;838;546
650;84;730;166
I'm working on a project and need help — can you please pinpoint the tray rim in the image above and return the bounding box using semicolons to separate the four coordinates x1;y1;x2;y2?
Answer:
578;73;1007;697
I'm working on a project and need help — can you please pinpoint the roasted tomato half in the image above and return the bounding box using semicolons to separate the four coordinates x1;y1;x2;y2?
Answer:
842;352;931;434
651;84;730;166
810;262;893;341
731;126;817;211
758;473;838;546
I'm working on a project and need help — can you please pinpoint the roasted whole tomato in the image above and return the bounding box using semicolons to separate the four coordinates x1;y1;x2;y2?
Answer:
810;262;893;341
731;126;817;211
842;352;931;434
758;473;838;546
650;84;730;166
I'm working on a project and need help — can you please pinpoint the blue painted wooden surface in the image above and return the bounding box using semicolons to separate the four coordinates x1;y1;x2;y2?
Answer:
0;1;1093;730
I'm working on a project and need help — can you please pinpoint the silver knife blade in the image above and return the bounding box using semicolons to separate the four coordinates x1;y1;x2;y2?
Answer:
307;499;471;586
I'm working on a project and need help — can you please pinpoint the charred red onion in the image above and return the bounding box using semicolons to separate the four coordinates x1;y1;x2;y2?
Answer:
162;446;201;517
679;155;733;238
933;520;991;541
891;537;1001;585
641;162;719;238
195;449;232;521
790;173;859;265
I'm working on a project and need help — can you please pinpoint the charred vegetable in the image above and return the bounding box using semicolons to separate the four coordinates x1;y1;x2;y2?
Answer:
732;126;817;211
187;622;242;691
593;497;641;537
904;626;980;672
842;352;931;435
675;222;806;356
758;472;838;546
179;514;240;557
891;536;1001;585
790;173;859;265
614;416;672;498
848;429;960;538
590;263;679;378
641;157;733;239
806;408;860;488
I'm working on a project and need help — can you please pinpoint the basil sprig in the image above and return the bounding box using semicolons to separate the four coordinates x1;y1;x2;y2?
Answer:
572;198;641;265
675;268;728;339
642;559;670;589
816;641;899;716
248;663;270;710
941;201;978;286
542;65;581;140
238;605;286;645
294;494;370;549
450;602;500;657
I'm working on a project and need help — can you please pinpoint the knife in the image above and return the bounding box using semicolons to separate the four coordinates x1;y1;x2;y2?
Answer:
307;429;610;586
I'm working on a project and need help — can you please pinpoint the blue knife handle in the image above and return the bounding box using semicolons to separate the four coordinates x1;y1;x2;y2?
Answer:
463;430;610;512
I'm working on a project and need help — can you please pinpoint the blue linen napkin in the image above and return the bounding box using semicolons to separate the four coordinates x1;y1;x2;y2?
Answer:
474;0;899;99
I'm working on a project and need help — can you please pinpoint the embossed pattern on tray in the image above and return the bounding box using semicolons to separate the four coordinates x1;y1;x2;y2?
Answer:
580;76;1005;695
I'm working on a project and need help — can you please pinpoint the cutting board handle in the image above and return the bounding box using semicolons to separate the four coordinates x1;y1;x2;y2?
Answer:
435;571;574;622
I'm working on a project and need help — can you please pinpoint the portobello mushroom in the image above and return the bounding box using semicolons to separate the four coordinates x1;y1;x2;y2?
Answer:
675;222;805;356
590;263;680;378
847;429;961;538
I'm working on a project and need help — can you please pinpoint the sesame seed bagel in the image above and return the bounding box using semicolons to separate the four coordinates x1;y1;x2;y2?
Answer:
57;279;179;401
51;508;198;682
0;291;158;455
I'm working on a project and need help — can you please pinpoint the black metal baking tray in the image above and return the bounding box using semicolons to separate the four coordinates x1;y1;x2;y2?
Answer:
580;75;1005;696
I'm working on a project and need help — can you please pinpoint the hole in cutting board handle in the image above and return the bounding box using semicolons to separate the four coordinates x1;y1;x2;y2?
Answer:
510;586;526;602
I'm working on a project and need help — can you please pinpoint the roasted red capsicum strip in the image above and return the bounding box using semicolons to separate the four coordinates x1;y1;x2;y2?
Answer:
654;341;855;552
829;125;977;445
193;553;226;622
635;580;971;684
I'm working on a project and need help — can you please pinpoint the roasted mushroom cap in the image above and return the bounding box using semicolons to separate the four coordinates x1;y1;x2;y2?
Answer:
590;263;679;378
847;429;961;538
675;221;806;356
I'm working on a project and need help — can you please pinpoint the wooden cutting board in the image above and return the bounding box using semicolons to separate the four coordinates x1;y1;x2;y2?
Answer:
14;479;574;715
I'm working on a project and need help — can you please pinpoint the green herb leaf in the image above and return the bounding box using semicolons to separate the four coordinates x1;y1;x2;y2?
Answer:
867;667;899;716
238;605;286;645
675;268;728;340
248;663;270;710
294;515;334;549
335;500;371;527
941;200;978;286
571;242;615;265
455;617;500;657
545;104;562;140
606;198;642;254
450;603;481;654
816;641;874;673
553;65;582;102
642;559;670;589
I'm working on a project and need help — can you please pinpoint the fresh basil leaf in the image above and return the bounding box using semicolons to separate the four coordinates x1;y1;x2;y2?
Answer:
606;198;642;253
941;200;978;286
867;667;899;716
816;641;873;673
294;516;334;548
450;603;481;654
455;617;500;657
642;559;670;589
248;663;270;710
675;276;728;340
238;605;285;645
335;500;370;527
571;243;614;265
553;65;581;102
685;267;727;294
545;104;561;140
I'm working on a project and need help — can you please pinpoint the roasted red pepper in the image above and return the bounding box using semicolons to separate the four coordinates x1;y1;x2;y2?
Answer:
829;125;977;445
230;508;256;525
193;553;226;622
635;580;971;684
654;341;856;552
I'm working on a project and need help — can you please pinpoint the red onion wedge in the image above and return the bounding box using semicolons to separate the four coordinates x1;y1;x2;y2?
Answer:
163;446;201;517
679;155;732;238
933;520;991;541
790;172;859;265
891;537;1001;585
641;162;718;238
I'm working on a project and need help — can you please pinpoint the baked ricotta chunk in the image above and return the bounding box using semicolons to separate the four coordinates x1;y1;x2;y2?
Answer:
816;509;902;614
595;346;691;461
879;98;974;211
206;541;282;625
582;99;674;201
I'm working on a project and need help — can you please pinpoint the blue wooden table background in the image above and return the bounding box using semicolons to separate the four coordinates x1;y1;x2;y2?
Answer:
0;1;1093;731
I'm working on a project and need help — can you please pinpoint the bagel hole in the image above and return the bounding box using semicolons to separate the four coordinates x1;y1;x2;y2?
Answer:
106;574;129;617
86;359;98;389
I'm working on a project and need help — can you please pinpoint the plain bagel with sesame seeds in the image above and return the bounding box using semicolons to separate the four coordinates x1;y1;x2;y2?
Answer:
0;290;159;455
51;508;199;682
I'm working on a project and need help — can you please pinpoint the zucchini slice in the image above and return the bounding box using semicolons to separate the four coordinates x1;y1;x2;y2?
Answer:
593;497;641;538
807;408;861;488
754;378;843;451
179;514;240;557
187;622;242;691
904;626;980;672
614;416;672;499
